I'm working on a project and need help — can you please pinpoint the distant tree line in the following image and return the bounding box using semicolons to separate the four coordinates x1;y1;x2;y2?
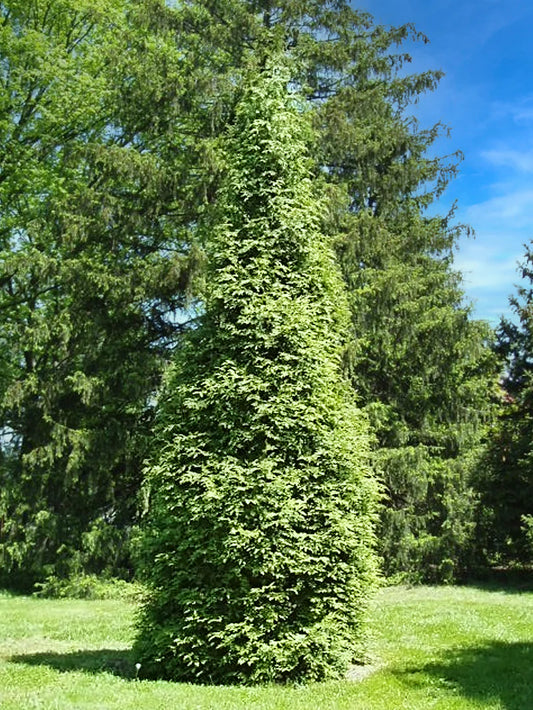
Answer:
0;0;530;603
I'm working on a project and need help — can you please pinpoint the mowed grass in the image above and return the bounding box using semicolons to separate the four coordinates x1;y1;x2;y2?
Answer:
0;585;531;709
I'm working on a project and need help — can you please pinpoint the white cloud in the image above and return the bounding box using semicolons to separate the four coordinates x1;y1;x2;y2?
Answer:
460;189;533;273
454;245;519;324
455;187;533;322
464;189;533;230
455;251;519;290
481;149;533;173
490;97;533;125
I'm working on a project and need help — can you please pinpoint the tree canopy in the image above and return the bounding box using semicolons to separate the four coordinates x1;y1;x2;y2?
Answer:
0;0;199;587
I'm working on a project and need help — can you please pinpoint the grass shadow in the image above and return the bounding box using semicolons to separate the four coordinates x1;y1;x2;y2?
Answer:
10;648;136;679
462;567;533;593
395;641;533;710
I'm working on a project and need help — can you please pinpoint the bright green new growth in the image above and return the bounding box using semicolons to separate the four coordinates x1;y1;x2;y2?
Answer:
135;62;378;685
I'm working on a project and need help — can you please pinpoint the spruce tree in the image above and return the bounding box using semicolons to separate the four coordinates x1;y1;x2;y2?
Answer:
476;245;533;565
338;206;497;581
0;0;199;587
135;60;378;684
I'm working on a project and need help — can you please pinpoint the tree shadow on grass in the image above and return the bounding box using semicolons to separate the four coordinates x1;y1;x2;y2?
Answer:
395;641;533;710
10;648;136;679
462;567;533;594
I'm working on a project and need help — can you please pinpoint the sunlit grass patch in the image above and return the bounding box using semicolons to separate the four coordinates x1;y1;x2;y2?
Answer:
0;585;531;709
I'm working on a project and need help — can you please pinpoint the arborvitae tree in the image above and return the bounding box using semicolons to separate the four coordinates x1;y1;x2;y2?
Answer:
135;62;378;685
476;245;533;565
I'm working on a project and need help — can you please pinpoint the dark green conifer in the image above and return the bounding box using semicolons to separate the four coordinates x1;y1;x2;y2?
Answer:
0;0;198;587
338;206;497;580
476;245;533;565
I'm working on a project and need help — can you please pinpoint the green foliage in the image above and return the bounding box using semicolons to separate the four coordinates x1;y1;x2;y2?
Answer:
475;245;533;566
325;52;498;581
521;515;533;559
0;0;201;587
340;212;498;580
140;0;498;586
172;0;498;582
0;0;499;592
33;574;144;601
135;61;378;685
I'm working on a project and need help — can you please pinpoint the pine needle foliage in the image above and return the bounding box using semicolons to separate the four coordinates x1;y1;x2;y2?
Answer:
134;60;378;685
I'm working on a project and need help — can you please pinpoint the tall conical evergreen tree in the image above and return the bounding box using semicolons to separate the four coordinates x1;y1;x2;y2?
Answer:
135;60;378;684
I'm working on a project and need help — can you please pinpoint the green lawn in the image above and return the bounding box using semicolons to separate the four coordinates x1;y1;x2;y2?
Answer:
0;585;531;709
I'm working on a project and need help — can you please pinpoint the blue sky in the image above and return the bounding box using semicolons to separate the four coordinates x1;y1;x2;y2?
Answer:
358;0;533;325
